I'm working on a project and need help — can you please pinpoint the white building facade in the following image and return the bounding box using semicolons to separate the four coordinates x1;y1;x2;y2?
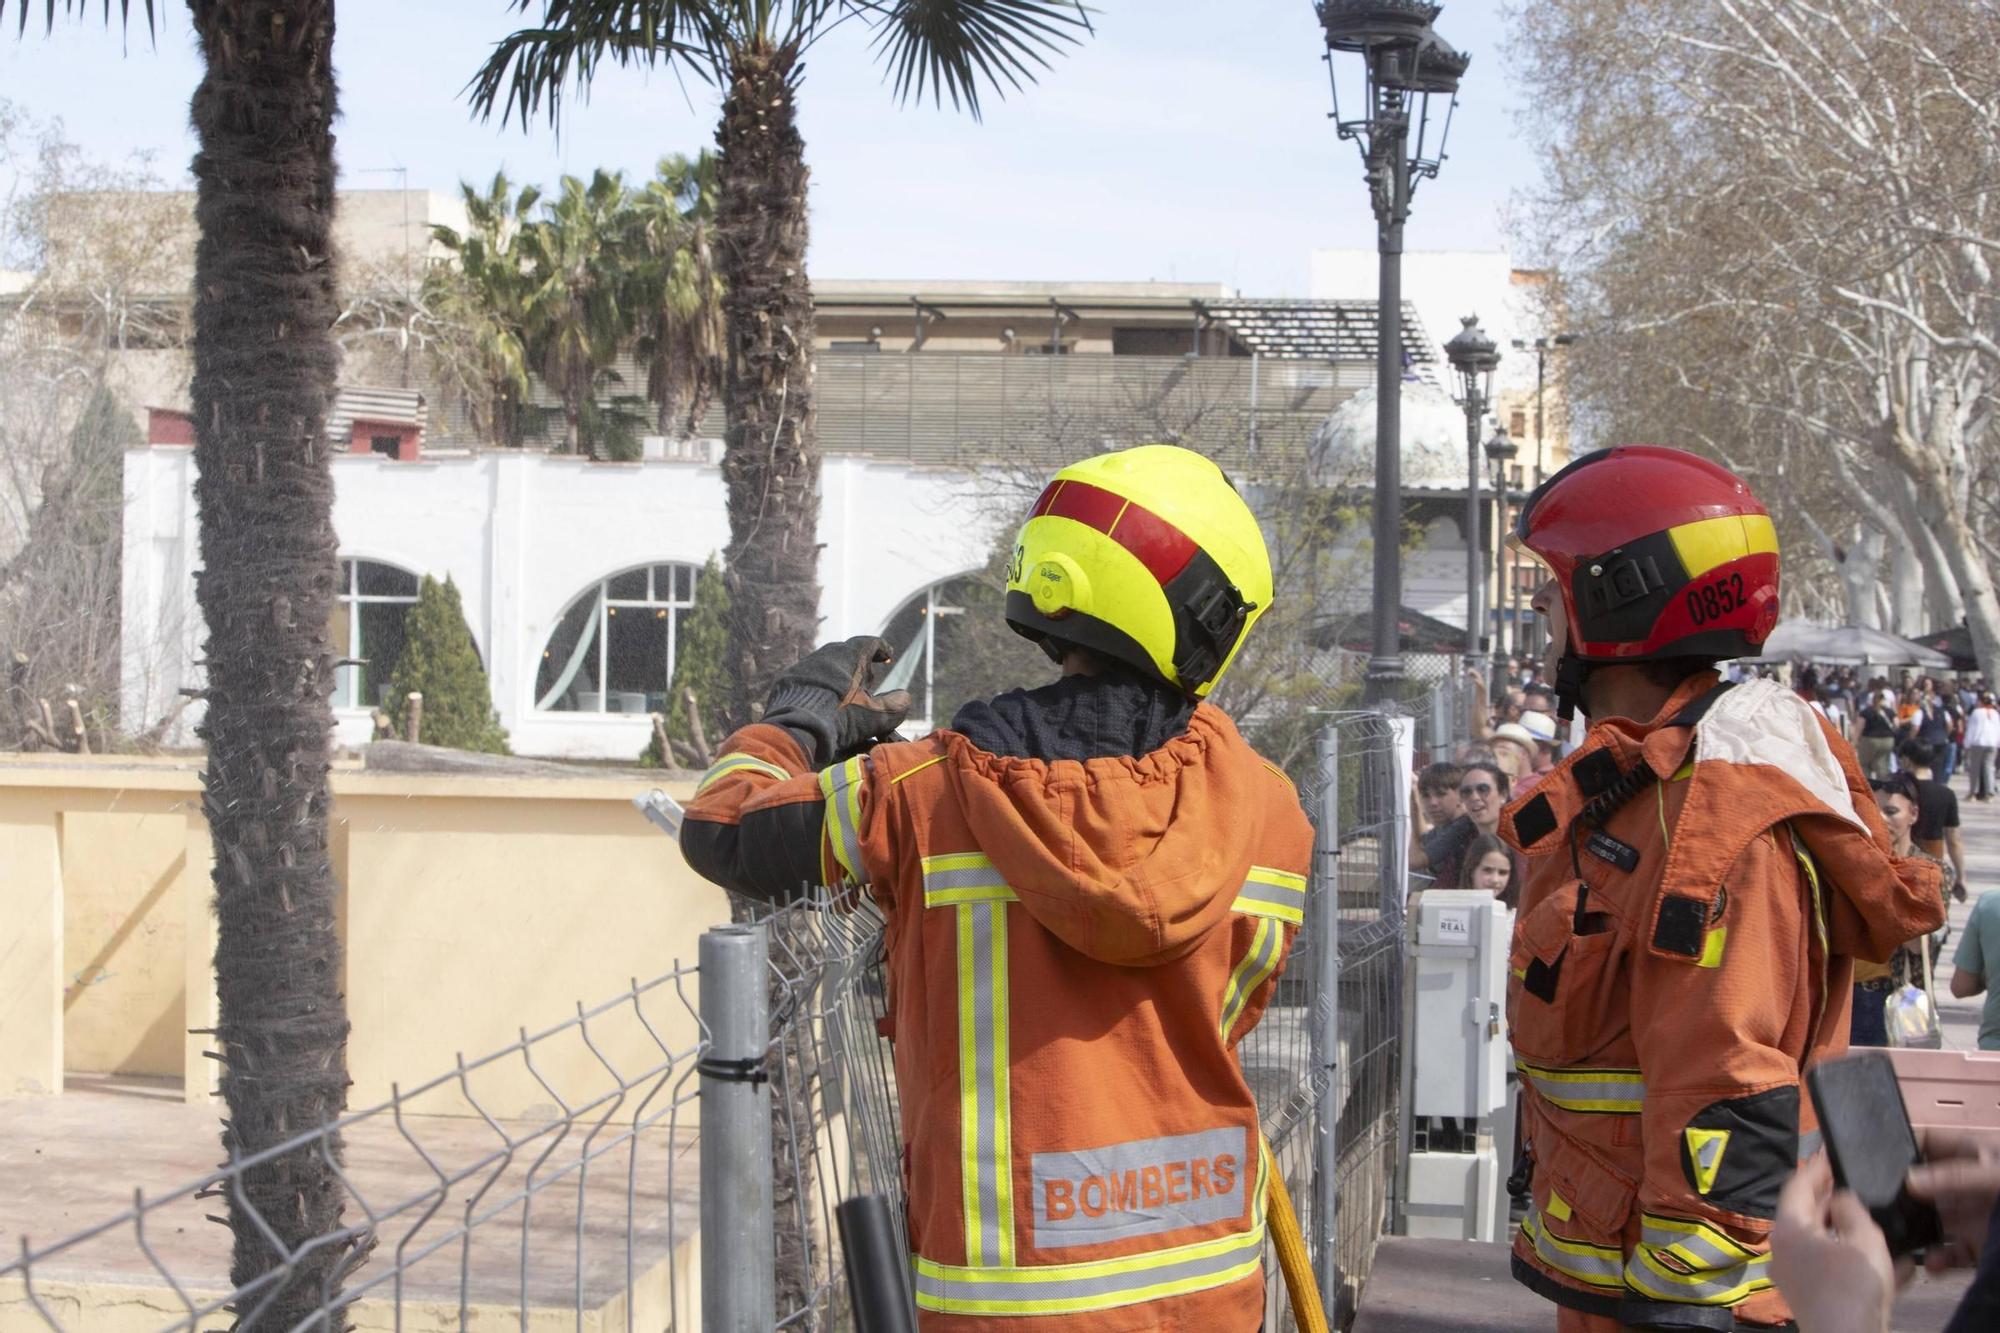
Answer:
123;447;994;759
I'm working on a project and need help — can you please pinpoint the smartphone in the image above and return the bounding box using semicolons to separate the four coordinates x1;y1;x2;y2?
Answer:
1805;1054;1943;1257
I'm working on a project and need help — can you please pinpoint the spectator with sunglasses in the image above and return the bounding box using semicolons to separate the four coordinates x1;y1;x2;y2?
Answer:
1411;761;1520;891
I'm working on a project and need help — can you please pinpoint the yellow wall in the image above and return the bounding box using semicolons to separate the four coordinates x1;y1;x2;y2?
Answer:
0;813;61;1097
0;757;724;1119
62;812;188;1077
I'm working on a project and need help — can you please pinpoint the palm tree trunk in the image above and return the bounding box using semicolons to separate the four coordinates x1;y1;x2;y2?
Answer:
717;40;820;726
187;1;360;1323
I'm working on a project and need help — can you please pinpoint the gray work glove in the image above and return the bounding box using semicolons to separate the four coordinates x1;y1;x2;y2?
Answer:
761;636;913;769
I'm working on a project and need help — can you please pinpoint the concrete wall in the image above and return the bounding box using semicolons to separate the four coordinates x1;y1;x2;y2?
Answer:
122;448;994;759
0;757;726;1118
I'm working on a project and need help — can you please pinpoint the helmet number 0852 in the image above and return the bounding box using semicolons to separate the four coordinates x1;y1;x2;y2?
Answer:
1685;572;1746;626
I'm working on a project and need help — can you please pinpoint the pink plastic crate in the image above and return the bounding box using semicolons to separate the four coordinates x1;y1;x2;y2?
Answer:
1885;1047;2000;1128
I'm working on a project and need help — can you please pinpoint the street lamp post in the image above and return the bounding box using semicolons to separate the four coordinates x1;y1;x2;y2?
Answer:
1509;333;1574;661
1320;0;1469;702
1484;425;1519;660
1444;315;1501;687
1509;333;1577;486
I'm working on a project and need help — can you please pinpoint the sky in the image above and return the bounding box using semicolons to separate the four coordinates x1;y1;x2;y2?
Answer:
0;0;1538;297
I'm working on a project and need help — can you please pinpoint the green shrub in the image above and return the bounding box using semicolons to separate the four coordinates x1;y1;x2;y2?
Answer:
641;555;730;767
385;576;510;754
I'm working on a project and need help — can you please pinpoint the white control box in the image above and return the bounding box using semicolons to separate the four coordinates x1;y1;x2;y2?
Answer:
1411;889;1512;1120
1405;1142;1503;1242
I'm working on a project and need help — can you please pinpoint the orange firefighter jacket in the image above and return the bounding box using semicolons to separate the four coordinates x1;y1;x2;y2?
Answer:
1498;674;1944;1330
682;706;1314;1332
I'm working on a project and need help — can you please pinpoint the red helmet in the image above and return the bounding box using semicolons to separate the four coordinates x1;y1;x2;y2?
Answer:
1513;446;1780;669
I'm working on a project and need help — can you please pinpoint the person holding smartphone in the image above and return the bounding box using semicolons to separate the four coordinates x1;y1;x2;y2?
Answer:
1771;1130;2000;1333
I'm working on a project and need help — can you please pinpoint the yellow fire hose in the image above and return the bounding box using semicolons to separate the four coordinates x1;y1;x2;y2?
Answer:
1264;1137;1332;1333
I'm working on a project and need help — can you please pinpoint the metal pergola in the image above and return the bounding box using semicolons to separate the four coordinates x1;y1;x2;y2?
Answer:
1197;298;1437;365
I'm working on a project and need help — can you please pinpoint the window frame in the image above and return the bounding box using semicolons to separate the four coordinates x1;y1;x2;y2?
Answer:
332;557;421;710
536;563;701;715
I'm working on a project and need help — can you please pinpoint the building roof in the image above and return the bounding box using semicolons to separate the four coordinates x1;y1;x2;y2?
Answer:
327;386;425;438
812;281;1435;365
149;385;426;444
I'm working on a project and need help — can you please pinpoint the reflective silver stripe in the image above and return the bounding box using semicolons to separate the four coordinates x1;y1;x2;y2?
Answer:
1515;1061;1646;1113
1030;1127;1248;1248
958;899;1014;1266
1521;1205;1626;1288
913;1224;1266;1315
1219;917;1283;1039
1626;1216;1771;1304
1797;1129;1821;1162
922;853;1018;906
819;757;867;882
696;751;790;792
1233;866;1306;924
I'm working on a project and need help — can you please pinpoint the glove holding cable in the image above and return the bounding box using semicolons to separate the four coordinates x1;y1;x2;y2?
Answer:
760;636;913;769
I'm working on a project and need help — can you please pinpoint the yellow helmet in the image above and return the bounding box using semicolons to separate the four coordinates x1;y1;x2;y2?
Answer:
1004;444;1273;697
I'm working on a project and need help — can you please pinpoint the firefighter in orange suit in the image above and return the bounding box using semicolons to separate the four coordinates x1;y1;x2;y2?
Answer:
679;445;1314;1331
1498;447;1945;1331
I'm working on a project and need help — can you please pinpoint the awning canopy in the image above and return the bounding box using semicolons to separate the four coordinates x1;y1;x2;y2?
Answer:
1318;604;1469;655
1911;623;1978;671
1752;619;1951;669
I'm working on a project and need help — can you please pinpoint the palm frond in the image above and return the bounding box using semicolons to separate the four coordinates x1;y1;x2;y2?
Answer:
466;0;728;131
3;0;155;39
867;0;1089;120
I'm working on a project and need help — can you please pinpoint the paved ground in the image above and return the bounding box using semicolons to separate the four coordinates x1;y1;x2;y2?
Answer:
1356;771;2000;1332
1353;1237;1971;1332
0;1074;698;1314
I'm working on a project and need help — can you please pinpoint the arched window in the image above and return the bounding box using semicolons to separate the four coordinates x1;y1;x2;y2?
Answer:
879;574;1049;734
330;558;420;710
536;563;701;713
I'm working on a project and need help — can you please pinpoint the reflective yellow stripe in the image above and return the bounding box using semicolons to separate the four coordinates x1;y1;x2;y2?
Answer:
892;754;948;786
1793;835;1828;955
1233;866;1307;925
695;751;790;793
956;898;1012;1266
1625;1214;1771;1305
1220;917;1283;1039
914;1221;1266;1315
1521;1206;1626;1289
923;852;1019;907
1516;1060;1646;1114
1668;513;1778;579
818;756;868;883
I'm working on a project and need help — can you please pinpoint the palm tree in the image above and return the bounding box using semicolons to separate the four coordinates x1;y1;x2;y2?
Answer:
428;172;541;447
4;0;363;1325
628;153;725;438
518;168;635;456
471;0;1093;722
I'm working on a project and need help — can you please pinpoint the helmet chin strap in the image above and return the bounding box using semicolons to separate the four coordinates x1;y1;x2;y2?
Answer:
1552;654;1593;724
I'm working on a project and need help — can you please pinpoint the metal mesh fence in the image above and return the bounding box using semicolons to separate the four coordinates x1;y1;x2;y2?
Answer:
0;967;707;1332
1308;710;1418;1325
0;696;1443;1332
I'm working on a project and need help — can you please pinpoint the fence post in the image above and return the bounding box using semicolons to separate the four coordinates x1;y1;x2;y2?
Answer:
1385;712;1418;1235
1429;677;1453;761
1310;722;1343;1320
700;924;775;1333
